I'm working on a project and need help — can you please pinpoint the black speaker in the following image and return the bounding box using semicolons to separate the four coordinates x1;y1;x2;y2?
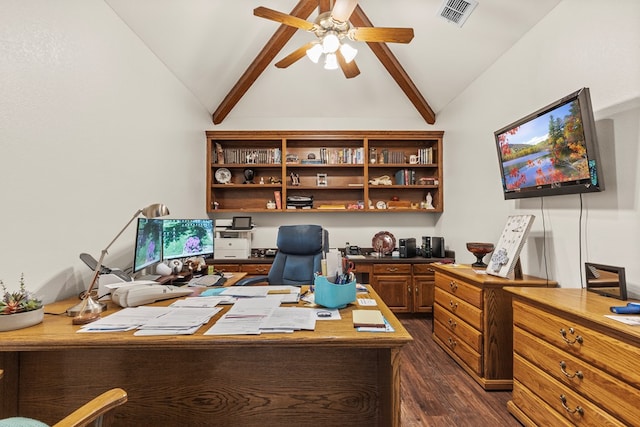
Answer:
431;237;445;258
399;238;416;258
421;236;444;258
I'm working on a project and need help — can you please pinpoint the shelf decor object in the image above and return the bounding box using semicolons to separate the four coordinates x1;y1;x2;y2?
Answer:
67;203;170;325
466;242;495;268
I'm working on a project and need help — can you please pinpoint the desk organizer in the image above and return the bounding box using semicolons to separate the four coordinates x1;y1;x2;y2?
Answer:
314;275;356;309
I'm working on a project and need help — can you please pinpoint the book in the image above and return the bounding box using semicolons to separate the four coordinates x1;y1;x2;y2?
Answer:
352;309;385;328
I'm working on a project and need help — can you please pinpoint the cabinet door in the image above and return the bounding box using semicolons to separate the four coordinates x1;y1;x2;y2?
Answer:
413;264;435;313
371;274;412;312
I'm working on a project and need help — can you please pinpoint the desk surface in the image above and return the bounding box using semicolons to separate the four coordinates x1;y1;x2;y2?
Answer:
2;284;411;351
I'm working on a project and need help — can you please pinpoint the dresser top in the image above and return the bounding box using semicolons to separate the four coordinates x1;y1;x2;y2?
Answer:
430;263;557;287
506;287;640;343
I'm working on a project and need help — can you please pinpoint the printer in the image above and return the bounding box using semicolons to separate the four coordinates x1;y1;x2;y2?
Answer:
214;217;253;259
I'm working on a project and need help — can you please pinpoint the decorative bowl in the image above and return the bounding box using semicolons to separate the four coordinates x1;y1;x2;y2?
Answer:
0;307;44;332
466;242;495;268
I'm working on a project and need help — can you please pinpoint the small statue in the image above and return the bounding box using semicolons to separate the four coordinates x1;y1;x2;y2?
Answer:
425;192;434;209
290;172;300;186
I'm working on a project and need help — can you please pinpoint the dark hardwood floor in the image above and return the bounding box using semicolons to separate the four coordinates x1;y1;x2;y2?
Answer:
398;315;521;427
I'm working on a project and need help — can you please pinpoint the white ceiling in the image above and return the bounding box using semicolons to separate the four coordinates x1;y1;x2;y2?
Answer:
104;0;561;124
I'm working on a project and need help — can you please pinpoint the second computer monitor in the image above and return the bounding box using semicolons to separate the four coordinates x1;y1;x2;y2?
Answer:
162;219;214;260
133;218;163;273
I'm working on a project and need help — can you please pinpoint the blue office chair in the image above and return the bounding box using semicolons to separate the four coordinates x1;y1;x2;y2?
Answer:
235;224;328;286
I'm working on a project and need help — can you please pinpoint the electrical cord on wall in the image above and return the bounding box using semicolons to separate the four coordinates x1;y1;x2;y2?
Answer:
579;193;584;288
540;197;549;284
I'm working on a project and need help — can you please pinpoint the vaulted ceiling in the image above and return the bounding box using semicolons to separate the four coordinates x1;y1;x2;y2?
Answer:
105;0;561;125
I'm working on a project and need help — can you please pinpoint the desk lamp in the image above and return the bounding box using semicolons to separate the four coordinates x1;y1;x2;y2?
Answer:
68;203;170;325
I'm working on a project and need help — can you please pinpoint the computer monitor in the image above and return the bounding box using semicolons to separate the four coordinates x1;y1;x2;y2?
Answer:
162;219;214;260
133;218;163;273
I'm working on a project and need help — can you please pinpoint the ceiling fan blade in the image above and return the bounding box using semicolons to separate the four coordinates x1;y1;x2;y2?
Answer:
331;0;358;23
349;27;414;43
275;42;316;68
337;51;360;79
254;6;316;31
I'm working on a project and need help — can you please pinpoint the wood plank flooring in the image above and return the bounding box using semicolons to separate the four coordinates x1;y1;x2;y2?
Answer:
399;315;521;426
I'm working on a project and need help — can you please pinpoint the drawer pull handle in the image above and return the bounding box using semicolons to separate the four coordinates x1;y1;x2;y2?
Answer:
447;337;457;348
449;300;458;311
560;328;584;345
449;281;458;291
559;395;584;416
387;267;398;272
559;361;584;379
447;318;457;329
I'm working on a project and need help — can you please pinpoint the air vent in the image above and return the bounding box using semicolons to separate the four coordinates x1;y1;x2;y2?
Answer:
437;0;478;27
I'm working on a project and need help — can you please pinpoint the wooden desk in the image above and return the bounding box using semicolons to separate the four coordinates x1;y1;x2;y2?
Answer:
0;286;411;427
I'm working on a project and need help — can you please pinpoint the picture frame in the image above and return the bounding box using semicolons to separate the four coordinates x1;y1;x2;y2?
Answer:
585;263;627;300
317;173;328;187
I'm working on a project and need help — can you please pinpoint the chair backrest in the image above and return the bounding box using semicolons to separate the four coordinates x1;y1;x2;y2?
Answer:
266;224;328;286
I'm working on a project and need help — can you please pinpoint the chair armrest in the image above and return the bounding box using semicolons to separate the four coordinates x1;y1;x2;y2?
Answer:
234;275;269;286
52;388;127;427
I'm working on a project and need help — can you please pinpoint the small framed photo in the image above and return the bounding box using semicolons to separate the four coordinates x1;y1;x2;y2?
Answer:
316;173;328;187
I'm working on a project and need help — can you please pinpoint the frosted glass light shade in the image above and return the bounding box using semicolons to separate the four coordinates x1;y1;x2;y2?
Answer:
306;43;323;63
322;32;340;53
340;43;358;63
324;53;339;70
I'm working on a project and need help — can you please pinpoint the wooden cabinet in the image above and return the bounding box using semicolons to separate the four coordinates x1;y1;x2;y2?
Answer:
370;264;413;312
206;131;443;213
430;264;556;390
506;288;640;426
412;264;436;313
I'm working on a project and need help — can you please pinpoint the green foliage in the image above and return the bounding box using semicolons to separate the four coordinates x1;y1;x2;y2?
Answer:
0;274;43;315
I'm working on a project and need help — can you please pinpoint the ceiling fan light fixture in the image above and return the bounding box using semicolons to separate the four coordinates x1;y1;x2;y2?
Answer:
322;31;340;53
340;42;358;63
324;53;339;70
306;43;323;64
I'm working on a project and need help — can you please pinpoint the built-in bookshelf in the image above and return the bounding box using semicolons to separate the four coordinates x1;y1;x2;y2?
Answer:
205;130;444;213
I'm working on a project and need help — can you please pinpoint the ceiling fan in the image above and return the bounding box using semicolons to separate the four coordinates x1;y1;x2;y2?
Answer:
254;0;414;78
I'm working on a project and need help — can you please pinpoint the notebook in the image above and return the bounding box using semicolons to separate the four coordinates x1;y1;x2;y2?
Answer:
352;310;385;328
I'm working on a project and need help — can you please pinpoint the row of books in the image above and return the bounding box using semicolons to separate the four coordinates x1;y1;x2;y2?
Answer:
369;147;436;164
214;144;282;164
315;147;365;165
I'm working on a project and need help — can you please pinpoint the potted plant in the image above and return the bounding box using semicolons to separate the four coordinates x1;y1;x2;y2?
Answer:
0;274;44;331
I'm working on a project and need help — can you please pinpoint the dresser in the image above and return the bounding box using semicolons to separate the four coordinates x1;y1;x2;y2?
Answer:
505;288;640;426
430;264;556;390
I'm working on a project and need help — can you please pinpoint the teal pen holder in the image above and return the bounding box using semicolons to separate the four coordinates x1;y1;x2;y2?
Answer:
314;275;356;309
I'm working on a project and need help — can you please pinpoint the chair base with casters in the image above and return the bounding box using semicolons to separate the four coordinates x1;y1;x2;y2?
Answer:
235;224;328;286
0;380;127;427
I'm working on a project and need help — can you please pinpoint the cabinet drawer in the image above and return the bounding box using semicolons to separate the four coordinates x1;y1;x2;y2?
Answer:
435;287;482;330
512;380;575;427
373;264;412;274
434;318;482;376
435;305;482;353
435;272;482;308
412;264;435;276
513;300;640;388
514;355;624;426
240;264;271;275
514;326;640;427
211;264;241;273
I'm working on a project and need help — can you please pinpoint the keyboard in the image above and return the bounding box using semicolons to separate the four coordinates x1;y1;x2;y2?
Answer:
191;275;226;286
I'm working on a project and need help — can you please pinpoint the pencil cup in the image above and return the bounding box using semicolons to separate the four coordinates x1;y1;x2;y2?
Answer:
314;275;356;309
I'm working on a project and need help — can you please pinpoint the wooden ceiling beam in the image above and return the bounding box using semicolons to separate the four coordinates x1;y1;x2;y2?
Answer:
212;0;317;124
349;6;436;124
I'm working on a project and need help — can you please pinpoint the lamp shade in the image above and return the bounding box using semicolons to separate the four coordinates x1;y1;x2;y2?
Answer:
340;43;358;63
141;203;170;219
306;43;323;64
324;53;339;70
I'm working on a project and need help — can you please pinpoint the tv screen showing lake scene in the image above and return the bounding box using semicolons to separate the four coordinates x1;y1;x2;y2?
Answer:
497;98;593;193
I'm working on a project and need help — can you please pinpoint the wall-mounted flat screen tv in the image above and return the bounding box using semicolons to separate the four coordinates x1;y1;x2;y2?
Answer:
494;87;604;199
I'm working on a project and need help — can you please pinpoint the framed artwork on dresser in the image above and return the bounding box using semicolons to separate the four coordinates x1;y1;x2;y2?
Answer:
487;215;535;278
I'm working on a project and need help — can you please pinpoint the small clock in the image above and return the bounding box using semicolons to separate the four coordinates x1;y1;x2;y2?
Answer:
376;200;387;209
215;168;231;184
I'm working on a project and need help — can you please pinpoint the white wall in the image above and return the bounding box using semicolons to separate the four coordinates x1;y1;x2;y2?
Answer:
0;0;212;302
435;0;640;295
